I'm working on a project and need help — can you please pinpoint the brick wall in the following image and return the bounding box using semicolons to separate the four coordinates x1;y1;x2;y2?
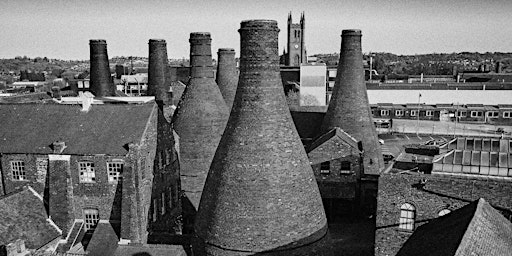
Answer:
311;156;360;199
121;104;158;243
148;109;182;235
375;173;512;256
70;154;127;222
0;153;49;195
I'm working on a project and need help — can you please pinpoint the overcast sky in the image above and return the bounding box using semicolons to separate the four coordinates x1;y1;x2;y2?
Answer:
2;0;512;60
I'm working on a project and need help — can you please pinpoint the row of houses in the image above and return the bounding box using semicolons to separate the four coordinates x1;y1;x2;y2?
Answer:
371;103;512;125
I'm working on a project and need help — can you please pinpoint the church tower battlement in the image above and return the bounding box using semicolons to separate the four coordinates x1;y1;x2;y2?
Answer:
286;12;307;66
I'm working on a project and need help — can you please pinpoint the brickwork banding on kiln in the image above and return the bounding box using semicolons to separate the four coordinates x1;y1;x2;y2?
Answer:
195;19;327;256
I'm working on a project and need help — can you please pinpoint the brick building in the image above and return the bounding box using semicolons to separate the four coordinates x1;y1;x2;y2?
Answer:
370;103;512;125
306;128;363;220
0;102;182;255
396;198;512;256
375;172;512;256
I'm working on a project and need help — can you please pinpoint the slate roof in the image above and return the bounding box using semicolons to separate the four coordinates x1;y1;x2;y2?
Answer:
309;127;360;153
307;127;361;166
86;223;120;256
0;186;62;249
0;103;156;155
397;198;512;256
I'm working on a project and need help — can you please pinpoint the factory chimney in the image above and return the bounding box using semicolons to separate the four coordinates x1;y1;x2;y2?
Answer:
148;39;170;106
195;20;327;255
215;48;238;110
89;39;115;97
320;30;384;175
171;32;229;215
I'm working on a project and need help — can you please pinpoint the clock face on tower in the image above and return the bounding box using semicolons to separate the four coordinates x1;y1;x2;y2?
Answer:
294;44;299;49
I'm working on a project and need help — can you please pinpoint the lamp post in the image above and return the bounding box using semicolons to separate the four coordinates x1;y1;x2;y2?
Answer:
416;93;421;136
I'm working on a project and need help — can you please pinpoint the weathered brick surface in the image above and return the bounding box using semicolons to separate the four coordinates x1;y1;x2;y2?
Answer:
0;103;181;245
216;48;238;111
48;155;74;236
148;110;182;234
89;40;115;97
171;32;229;210
148;39;170;105
320;30;384;175
195;20;327;255
311;157;360;199
375;173;512;256
0;154;48;195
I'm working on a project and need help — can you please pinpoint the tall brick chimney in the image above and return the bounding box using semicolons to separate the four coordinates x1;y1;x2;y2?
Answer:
89;39;115;97
148;39;170;105
215;48;238;111
320;30;384;174
195;20;327;255
171;32;229;211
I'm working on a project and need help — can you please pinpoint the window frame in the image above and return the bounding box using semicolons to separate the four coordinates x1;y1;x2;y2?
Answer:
486;111;499;118
339;161;353;174
153;199;158;222
395;110;404;116
161;192;166;215
470;111;483;117
503;111;512;118
79;161;96;183
380;109;390;116
425;110;434;117
83;208;100;231
320;161;330;174
10;160;26;181
456;111;467;117
169;187;173;209
107;161;123;183
399;203;416;231
35;158;48;183
410;110;418;117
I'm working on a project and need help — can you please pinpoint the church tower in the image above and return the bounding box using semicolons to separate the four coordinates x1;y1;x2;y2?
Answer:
286;12;307;66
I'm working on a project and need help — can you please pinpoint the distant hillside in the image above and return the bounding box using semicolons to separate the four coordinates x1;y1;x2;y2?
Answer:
311;52;512;76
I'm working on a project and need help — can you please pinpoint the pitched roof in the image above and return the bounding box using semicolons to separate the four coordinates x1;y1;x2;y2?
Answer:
307;127;361;165
0;186;62;249
309;127;359;153
85;223;119;256
397;198;512;256
0;103;156;155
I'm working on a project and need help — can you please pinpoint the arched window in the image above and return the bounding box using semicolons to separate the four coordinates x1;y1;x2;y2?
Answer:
438;209;451;217
399;203;416;230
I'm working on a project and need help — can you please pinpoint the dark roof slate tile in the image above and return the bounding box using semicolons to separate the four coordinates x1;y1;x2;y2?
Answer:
0;103;155;155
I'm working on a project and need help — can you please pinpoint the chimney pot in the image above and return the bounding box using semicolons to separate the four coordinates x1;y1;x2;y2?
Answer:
52;141;66;154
